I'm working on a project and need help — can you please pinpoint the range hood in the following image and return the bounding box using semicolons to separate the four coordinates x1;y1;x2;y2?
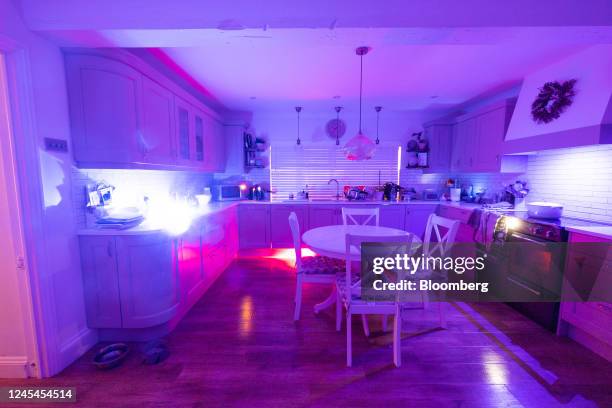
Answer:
504;45;612;154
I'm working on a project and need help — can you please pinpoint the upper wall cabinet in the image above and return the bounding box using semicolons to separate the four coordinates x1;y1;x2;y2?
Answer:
141;76;176;165
423;122;453;172
64;50;224;170
65;54;142;165
451;99;521;173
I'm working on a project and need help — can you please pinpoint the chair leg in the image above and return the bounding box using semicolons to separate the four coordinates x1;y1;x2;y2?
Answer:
438;302;447;329
393;307;402;367
294;276;302;321
335;290;342;331
361;314;370;337
381;315;388;332
347;310;352;367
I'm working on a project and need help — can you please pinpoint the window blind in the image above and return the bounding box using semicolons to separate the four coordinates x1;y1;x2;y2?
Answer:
270;144;400;200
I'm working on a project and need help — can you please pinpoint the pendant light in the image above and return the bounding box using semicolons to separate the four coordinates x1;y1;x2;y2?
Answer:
334;106;343;145
344;46;376;160
375;106;382;145
295;106;302;146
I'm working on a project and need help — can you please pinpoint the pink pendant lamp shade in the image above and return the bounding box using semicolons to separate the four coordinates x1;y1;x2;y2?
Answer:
344;46;376;161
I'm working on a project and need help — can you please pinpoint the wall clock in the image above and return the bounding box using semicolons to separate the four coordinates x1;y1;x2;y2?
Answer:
325;118;346;140
531;79;576;124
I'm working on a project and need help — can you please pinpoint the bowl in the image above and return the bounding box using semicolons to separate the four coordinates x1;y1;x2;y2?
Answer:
93;343;129;370
526;202;563;219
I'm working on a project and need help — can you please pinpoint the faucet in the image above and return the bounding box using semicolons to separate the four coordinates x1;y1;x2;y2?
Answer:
328;179;341;200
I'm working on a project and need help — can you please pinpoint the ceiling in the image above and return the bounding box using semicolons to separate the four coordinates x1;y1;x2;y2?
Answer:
16;0;612;114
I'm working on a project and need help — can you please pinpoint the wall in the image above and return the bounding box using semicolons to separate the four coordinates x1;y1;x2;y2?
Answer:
0;0;96;376
525;145;612;223
71;168;212;228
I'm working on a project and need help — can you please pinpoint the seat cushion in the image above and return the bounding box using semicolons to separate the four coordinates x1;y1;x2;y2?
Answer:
301;256;344;275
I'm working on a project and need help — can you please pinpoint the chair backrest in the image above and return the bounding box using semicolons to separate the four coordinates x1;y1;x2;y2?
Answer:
341;207;380;226
288;212;302;270
422;214;460;258
344;233;416;301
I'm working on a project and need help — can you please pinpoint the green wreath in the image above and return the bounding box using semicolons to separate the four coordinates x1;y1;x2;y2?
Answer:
531;79;576;124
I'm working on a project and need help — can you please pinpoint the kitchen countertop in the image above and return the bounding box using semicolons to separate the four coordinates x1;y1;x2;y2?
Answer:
77;202;239;236
77;200;484;236
565;225;612;240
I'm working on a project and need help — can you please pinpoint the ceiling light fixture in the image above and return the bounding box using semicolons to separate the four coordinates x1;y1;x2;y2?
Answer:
344;46;376;160
295;106;302;146
375;106;382;145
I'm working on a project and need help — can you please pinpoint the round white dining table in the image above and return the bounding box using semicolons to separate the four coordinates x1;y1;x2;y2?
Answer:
301;224;422;313
302;224;421;262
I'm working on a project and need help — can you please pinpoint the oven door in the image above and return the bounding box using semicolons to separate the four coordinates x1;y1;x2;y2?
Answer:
505;232;565;301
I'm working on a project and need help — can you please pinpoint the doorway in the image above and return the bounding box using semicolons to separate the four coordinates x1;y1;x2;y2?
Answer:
0;52;39;378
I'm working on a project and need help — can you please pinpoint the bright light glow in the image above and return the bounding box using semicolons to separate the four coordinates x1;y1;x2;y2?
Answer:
505;217;522;230
243;248;317;268
397;145;402;185
239;183;247;191
146;197;195;236
239;296;253;338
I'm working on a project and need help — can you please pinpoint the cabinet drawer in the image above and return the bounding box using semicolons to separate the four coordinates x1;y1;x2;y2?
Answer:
562;302;612;345
438;205;473;223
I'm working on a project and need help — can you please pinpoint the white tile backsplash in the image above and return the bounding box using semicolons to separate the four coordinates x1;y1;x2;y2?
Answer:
71;168;212;228
525;145;612;223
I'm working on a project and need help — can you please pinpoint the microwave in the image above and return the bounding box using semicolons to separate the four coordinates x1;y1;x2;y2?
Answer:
214;185;246;201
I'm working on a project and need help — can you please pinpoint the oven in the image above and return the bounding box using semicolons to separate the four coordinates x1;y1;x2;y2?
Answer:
485;215;567;331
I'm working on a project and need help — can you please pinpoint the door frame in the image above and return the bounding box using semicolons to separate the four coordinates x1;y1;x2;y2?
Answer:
0;34;52;378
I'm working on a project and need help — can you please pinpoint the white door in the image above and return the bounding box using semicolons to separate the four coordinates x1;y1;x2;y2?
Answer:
0;53;39;378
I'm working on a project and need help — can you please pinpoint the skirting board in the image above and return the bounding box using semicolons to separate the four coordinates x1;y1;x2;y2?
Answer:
54;327;98;376
0;356;29;378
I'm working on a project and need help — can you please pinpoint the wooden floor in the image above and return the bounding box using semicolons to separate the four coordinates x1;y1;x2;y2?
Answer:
2;254;612;407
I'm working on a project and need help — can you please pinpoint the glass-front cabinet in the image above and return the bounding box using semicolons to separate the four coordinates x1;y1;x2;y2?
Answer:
194;112;204;163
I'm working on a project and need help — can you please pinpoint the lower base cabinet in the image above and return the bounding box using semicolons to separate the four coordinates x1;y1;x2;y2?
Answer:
79;206;239;337
270;205;309;247
80;233;178;329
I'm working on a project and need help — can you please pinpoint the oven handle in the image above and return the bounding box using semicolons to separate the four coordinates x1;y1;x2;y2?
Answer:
510;232;549;246
507;276;542;296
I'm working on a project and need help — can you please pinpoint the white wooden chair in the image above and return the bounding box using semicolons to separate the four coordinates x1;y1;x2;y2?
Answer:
289;212;344;321
341;207;380;226
336;233;416;367
392;213;460;367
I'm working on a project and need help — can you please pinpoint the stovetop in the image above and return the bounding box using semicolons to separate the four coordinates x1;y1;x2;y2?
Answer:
492;211;610;242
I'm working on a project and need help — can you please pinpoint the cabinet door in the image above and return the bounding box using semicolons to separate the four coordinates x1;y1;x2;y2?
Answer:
474;107;505;172
425;124;452;172
270;205;309;248
175;96;193;165
308;205;340;229
193;108;206;166
79;236;122;328
209;119;226;172
380;206;406;230
65;54;142;164
404;206;437;239
451;118;476;172
238;205;271;249
116;234;179;328
178;225;203;308
141;76;176;164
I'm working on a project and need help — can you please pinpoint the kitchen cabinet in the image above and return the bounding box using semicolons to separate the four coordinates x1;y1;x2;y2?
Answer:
308;205;341;229
380;206;406;230
80;233;179;330
141;76;176;164
80;236;122;328
404;205;438;238
450;100;515;173
65;54;142;165
559;231;612;361
64;49;225;170
116;234;179;328
451;118;476;172
178;225;204;308
239;204;271;249
270;205;309;247
423;123;453;172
